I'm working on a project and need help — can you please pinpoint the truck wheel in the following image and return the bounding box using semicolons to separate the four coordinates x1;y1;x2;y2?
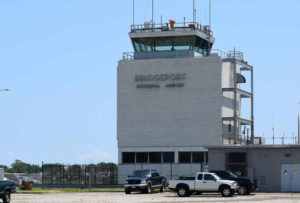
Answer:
3;191;11;203
125;189;131;194
238;186;249;195
177;186;190;197
221;186;232;197
160;182;165;193
145;184;152;194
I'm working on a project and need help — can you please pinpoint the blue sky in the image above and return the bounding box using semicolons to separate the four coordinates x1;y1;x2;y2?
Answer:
0;0;300;166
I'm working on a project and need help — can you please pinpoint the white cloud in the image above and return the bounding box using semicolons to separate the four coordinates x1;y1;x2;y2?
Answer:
77;150;112;161
8;151;15;156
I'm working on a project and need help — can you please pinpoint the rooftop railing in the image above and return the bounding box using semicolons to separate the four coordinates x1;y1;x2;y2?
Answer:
122;49;244;60
131;22;213;36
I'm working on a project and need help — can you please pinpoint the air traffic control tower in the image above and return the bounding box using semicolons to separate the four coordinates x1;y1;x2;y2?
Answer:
117;20;254;183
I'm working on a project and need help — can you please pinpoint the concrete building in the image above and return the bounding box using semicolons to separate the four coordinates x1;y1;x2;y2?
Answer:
208;145;300;192
117;21;254;183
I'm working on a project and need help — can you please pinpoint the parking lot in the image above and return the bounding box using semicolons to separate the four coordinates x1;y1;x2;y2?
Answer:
8;192;300;203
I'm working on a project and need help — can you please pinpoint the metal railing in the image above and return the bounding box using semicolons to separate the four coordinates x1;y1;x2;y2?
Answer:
122;49;242;61
227;50;244;61
131;22;213;36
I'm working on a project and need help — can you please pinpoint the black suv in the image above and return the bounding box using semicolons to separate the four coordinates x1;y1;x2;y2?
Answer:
210;170;257;195
124;169;167;194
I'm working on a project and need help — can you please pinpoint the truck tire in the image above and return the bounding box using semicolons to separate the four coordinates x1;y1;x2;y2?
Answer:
238;185;249;195
160;181;165;193
177;185;190;197
221;186;233;197
3;191;11;203
144;184;152;194
125;189;131;194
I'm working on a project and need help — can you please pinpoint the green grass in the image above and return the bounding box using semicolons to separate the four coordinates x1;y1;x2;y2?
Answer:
16;187;124;194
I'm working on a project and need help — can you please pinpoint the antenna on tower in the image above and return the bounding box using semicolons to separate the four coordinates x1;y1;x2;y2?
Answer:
152;0;155;26
209;0;212;29
133;0;135;25
193;0;196;23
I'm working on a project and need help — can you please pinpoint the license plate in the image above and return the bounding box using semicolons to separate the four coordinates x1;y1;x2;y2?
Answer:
132;186;136;189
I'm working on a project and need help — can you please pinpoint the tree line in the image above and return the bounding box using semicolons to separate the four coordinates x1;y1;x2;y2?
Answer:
0;160;117;173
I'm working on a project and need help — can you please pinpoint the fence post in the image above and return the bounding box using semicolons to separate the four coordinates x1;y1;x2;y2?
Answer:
42;162;44;189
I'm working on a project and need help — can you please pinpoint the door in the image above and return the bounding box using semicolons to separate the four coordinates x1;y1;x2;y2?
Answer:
281;164;300;192
203;174;219;191
151;170;160;186
195;173;204;191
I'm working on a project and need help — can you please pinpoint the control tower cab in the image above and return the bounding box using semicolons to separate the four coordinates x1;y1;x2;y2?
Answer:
125;21;215;60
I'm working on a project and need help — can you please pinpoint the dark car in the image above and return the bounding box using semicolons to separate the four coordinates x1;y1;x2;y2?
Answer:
210;170;257;195
124;169;167;194
0;181;16;203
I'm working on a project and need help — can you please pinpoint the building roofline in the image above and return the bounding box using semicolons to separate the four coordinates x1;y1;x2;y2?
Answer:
205;145;300;149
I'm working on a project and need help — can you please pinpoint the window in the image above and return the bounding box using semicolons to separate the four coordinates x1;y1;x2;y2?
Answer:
136;152;148;163
173;36;194;51
192;152;205;163
197;174;203;180
149;152;162;163
152;170;160;177
205;152;209;163
204;174;216;181
122;152;135;163
179;152;191;163
163;152;174;163
227;153;246;163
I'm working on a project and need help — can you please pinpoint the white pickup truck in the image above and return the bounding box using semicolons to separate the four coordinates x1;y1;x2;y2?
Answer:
168;172;238;197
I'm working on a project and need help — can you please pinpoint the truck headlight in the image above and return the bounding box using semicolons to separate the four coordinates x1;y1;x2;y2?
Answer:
124;181;128;184
141;180;148;184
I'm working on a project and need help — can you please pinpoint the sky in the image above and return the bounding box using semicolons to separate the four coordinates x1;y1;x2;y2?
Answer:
0;0;300;166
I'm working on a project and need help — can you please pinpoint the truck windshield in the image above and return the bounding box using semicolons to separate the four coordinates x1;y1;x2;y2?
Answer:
228;171;239;178
212;174;221;180
131;170;151;177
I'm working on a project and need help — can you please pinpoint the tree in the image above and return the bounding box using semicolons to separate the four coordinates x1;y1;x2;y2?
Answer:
7;160;41;173
0;165;9;172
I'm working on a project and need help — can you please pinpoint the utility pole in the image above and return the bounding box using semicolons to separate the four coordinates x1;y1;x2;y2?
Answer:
298;103;300;144
272;127;275;145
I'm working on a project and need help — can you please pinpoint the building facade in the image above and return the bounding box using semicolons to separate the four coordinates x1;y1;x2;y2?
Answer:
117;22;254;183
207;145;300;192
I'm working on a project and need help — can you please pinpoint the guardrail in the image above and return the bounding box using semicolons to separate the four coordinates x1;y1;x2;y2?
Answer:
131;22;213;36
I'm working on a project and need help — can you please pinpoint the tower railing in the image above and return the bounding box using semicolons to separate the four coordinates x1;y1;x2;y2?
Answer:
131;22;213;36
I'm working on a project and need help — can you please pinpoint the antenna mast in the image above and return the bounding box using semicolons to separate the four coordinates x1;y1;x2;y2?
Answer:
152;0;154;26
133;0;135;25
298;103;300;144
209;0;212;28
193;0;195;23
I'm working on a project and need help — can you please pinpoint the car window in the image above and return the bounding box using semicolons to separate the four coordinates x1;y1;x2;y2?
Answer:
152;172;159;177
197;174;203;180
204;174;216;181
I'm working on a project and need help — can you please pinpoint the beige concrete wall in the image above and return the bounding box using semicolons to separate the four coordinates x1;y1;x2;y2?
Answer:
208;147;300;192
117;56;223;148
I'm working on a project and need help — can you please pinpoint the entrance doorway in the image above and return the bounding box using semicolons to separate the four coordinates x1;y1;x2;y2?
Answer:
281;164;300;192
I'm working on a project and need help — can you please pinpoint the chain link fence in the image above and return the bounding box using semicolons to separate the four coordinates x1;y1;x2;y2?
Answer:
42;164;118;186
